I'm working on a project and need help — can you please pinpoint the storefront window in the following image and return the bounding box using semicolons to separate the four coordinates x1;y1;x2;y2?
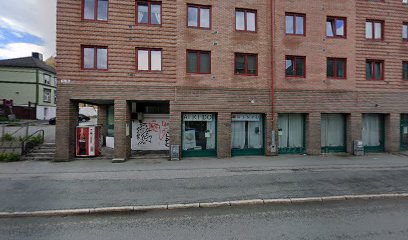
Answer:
231;114;263;155
182;113;216;155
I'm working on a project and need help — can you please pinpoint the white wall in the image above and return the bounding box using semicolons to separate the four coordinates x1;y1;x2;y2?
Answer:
36;105;56;120
131;114;169;151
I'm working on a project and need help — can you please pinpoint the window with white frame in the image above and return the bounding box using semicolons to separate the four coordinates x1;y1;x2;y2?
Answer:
44;74;51;85
43;89;51;102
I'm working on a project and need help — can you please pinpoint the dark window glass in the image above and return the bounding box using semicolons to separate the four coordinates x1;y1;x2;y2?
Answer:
366;62;372;80
366;60;383;80
247;55;257;75
327;59;334;77
403;62;408;80
235;54;257;75
235;55;246;74
285;59;294;76
286;56;305;77
336;60;345;78
199;52;210;73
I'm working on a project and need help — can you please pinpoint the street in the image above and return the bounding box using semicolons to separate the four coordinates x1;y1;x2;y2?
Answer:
1;154;408;212
1;199;407;240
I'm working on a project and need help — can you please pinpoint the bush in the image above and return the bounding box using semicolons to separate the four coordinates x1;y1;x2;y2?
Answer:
29;134;44;145
0;153;20;162
1;133;15;142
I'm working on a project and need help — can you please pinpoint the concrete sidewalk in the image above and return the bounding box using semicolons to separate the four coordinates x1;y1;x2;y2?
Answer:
1;153;408;212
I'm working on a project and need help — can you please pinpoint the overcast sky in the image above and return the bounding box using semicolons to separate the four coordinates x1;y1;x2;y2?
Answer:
0;0;56;60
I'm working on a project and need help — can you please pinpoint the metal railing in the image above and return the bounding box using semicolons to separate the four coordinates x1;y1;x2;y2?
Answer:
21;129;44;155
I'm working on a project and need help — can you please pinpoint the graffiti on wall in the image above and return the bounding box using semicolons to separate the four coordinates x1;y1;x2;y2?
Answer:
132;118;169;150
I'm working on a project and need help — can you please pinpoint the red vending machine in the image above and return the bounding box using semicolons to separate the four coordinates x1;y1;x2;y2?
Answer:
76;126;102;157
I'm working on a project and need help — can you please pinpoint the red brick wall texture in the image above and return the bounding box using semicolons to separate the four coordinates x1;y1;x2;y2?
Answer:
56;0;408;161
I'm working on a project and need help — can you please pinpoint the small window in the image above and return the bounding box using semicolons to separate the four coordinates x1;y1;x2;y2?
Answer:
403;23;408;41
236;9;256;32
327;17;346;38
187;50;211;74
285;56;305;77
366;20;383;40
54;90;57;104
43;89;51;103
327;58;346;79
81;46;108;70
187;5;211;29
286;13;305;35
403;62;408;80
366;60;384;80
44;74;51;85
137;49;162;71
83;0;108;21
235;53;257;75
136;1;161;25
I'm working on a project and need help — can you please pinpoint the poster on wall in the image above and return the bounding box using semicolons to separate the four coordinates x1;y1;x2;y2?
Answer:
131;117;170;150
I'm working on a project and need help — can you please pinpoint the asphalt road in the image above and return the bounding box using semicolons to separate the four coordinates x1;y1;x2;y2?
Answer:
2;166;408;212
1;199;408;240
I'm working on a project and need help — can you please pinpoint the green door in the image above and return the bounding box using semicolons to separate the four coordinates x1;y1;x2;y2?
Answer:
401;114;408;151
321;114;346;153
362;114;384;152
278;114;305;154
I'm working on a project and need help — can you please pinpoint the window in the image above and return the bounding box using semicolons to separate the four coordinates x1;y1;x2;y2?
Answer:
82;46;108;70
187;50;211;74
235;53;257;75
137;1;161;25
404;0;408;3
366;20;383;40
137;49;162;71
43;89;51;102
366;60;384;80
236;9;256;32
327;58;346;79
82;0;108;21
187;5;211;29
403;62;408;80
286;13;305;35
327;17;346;38
403;23;408;41
44;74;51;85
54;90;57;104
285;56;305;77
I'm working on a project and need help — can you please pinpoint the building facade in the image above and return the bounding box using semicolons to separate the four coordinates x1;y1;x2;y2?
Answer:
0;53;57;120
56;0;408;161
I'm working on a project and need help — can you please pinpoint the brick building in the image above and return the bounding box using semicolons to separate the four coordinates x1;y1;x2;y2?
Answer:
56;0;408;161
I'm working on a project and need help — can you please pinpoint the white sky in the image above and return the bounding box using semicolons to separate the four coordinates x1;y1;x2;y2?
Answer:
0;0;56;60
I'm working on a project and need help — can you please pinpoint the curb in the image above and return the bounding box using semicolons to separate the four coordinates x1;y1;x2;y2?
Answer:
1;193;407;218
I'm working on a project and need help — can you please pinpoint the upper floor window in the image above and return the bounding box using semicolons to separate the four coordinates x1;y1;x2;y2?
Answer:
327;17;346;38
403;62;408;80
286;13;305;35
327;58;346;79
137;1;161;25
187;50;211;74
235;53;257;76
82;0;108;21
403;23;408;41
236;9;256;32
366;20;383;40
44;74;51;85
286;56;305;78
366;59;384;80
137;48;162;71
43;89;51;103
403;0;408;3
82;46;108;70
187;5;211;29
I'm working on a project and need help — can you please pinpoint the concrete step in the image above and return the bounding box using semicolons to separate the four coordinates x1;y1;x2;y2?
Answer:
28;153;55;156
23;156;54;161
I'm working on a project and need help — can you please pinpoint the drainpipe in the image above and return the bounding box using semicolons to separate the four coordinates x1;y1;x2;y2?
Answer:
270;0;277;154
